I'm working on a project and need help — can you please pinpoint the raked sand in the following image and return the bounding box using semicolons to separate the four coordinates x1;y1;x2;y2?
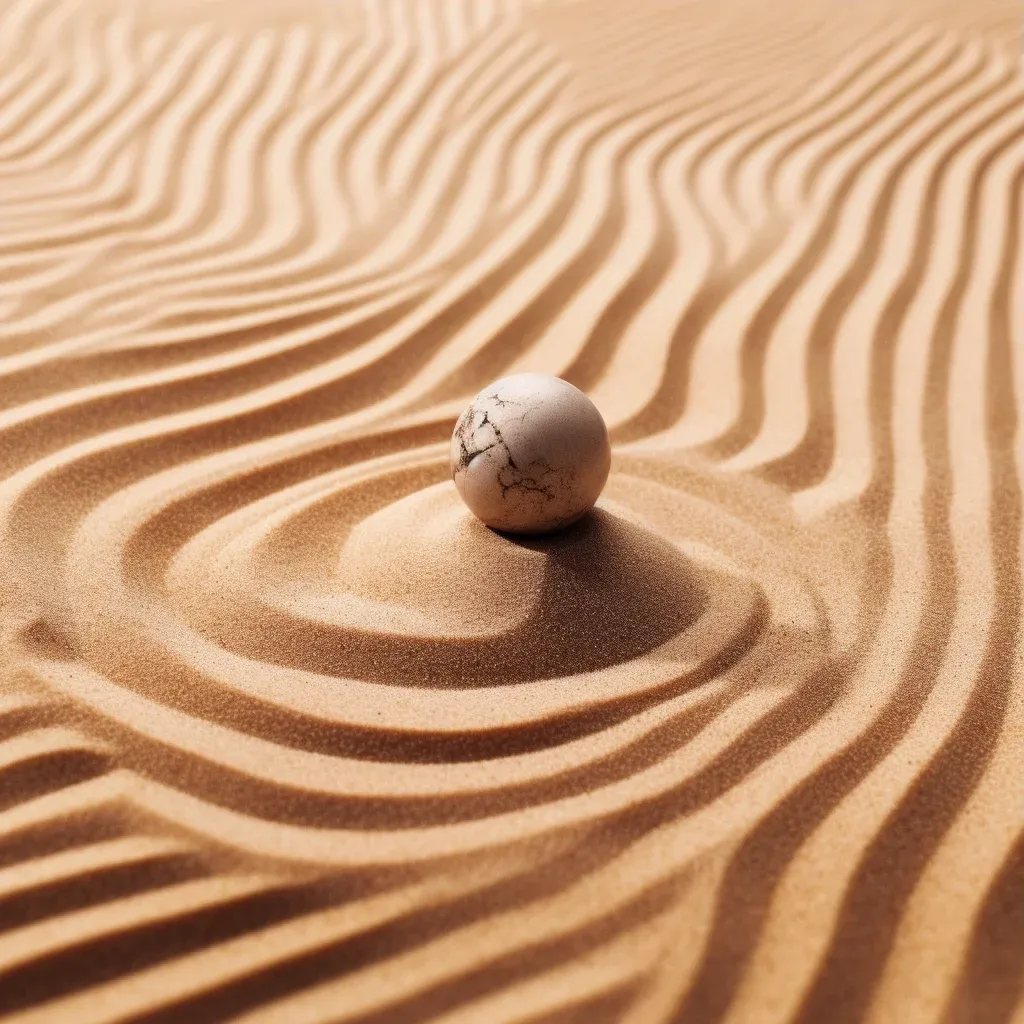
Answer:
0;0;1021;1021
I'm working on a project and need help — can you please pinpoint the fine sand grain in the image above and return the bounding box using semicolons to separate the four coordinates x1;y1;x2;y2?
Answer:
0;0;1021;1021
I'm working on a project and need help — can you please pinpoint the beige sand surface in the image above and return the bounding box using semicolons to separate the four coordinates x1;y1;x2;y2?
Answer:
0;0;1021;1020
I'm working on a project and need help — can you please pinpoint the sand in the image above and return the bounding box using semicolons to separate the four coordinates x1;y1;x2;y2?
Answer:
0;0;1021;1020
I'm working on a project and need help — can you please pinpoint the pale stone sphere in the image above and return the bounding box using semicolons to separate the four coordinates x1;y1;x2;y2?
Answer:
450;373;611;535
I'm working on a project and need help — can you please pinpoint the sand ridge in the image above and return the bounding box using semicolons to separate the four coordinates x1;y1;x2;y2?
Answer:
0;0;1021;1021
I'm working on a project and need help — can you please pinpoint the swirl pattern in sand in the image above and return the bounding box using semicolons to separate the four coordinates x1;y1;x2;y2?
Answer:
0;0;1021;1021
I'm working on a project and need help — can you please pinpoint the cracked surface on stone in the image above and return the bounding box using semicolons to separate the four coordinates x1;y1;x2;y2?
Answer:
450;374;611;534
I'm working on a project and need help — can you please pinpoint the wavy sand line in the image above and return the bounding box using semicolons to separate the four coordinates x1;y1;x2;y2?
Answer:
0;0;1021;1020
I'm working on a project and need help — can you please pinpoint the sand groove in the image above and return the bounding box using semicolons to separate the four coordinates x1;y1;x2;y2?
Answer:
0;0;1021;1021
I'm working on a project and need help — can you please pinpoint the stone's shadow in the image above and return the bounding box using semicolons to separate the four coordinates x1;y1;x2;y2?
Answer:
224;505;707;687
485;507;707;679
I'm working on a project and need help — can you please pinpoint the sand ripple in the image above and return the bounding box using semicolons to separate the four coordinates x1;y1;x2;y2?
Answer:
0;0;1021;1021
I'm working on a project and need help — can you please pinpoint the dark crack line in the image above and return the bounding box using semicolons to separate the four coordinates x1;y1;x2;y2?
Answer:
452;408;500;478
498;453;560;502
454;403;566;504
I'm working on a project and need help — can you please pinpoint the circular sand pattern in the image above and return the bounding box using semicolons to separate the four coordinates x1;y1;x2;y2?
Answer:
0;0;1021;1022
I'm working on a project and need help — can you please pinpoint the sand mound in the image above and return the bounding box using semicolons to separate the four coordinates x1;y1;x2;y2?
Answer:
0;0;1021;1021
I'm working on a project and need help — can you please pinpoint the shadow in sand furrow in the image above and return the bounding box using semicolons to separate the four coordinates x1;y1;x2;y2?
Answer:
435;22;839;405
734;32;925;219
0;807;132;873
0;847;207;933
0;69;73;152
703;38;987;464
345;877;680;1024
423;81;718;402
667;107;1021;1024
0;697;61;745
0;36;232;264
84;503;767;766
762;82;1021;491
0;35;207;233
123;843;687;1024
942;829;1024;1024
122;425;454;587
0;290;424;429
555;21;855;396
1;71;588;488
559;96;780;395
609;233;776;445
515;987;643;1024
74;620;773;829
135;29;543;309
0;879;336;1016
372;25;519;191
0;747;111;815
0;294;420;478
790;154;1023;1024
